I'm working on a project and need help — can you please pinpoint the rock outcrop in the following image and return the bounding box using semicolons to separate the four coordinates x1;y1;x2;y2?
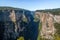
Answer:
35;12;59;40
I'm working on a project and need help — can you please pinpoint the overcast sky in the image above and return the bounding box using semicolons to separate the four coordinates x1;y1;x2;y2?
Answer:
0;0;60;10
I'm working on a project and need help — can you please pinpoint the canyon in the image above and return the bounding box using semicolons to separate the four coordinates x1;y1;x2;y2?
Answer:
0;7;60;40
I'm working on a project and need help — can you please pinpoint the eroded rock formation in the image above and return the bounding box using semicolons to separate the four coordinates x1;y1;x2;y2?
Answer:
35;12;57;40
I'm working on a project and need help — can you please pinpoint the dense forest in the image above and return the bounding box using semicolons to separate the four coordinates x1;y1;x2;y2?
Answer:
36;8;60;15
0;7;21;10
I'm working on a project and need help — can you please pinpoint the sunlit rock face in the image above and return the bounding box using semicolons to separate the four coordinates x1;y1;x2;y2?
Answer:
35;12;56;39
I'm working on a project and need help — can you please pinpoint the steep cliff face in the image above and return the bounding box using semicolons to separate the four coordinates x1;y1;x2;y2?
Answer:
0;8;32;40
35;12;60;40
0;7;39;40
0;9;24;40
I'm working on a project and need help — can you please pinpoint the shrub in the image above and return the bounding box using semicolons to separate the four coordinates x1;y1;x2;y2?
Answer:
17;36;24;40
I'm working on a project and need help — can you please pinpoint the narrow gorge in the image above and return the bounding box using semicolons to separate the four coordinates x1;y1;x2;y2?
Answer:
0;7;60;40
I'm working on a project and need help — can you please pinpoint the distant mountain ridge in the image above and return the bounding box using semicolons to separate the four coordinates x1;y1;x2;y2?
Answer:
0;6;60;15
0;6;30;11
36;8;60;15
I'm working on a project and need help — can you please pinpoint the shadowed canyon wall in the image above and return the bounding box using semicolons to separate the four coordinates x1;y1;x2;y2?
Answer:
0;9;39;40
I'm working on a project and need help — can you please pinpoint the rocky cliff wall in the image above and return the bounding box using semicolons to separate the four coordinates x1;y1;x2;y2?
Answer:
35;12;60;40
0;9;39;40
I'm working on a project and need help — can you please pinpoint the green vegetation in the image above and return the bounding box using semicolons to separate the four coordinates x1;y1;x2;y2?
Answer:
34;15;40;22
36;8;60;15
17;36;24;40
22;15;28;22
0;6;24;11
53;23;60;40
37;22;42;40
0;7;14;10
54;33;60;40
54;23;60;36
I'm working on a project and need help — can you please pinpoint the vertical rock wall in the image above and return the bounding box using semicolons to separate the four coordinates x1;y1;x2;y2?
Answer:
35;12;56;40
0;9;38;40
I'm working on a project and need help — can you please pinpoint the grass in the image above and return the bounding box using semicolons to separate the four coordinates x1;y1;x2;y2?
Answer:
37;22;42;40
